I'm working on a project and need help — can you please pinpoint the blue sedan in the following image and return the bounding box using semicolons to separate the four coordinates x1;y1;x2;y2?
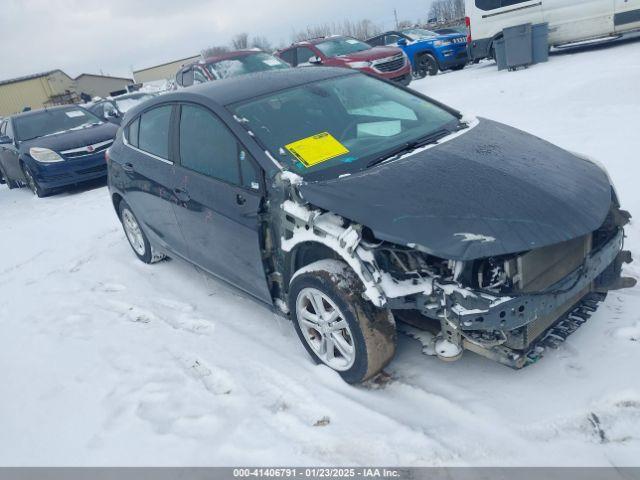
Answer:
0;106;117;197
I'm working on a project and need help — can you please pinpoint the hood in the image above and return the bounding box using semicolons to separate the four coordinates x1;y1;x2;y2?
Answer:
414;33;466;44
337;46;402;62
298;119;612;261
19;122;118;153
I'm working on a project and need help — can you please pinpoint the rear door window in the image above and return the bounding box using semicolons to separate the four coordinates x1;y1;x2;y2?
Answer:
179;104;240;185
138;105;172;159
385;34;403;45
127;117;140;148
278;48;296;66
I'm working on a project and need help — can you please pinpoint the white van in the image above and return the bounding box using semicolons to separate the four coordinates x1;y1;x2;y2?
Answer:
466;0;640;61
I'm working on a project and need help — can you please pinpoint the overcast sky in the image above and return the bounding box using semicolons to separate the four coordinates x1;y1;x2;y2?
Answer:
0;0;432;80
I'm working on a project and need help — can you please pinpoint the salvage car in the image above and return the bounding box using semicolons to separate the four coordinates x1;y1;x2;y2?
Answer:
0;106;117;197
107;67;634;383
175;50;290;88
276;36;412;86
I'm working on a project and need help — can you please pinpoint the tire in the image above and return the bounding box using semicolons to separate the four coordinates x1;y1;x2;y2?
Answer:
288;259;396;384
420;54;439;76
0;164;20;189
118;200;166;264
22;164;50;197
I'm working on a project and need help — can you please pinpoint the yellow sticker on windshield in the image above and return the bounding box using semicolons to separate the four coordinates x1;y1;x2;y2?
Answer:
285;132;349;168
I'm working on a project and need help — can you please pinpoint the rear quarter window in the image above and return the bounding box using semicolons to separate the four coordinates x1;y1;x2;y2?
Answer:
138;105;172;159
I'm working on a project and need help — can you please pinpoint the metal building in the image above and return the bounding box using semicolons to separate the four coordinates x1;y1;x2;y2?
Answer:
0;70;76;116
74;74;133;99
0;71;135;116
133;55;201;84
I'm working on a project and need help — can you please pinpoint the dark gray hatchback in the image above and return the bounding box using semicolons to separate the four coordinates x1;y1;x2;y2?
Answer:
107;67;634;383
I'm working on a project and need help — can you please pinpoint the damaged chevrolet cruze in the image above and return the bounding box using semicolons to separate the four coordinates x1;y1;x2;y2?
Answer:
107;67;635;383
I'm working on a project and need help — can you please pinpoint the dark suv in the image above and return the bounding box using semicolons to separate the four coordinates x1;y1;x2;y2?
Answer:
276;36;412;86
107;67;633;384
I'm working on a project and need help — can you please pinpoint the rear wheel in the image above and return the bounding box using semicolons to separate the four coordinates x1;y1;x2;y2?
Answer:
22;165;50;197
118;200;166;264
288;260;396;384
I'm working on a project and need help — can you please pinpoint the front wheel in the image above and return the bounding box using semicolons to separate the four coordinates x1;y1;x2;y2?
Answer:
288;260;396;384
22;165;49;197
418;54;439;77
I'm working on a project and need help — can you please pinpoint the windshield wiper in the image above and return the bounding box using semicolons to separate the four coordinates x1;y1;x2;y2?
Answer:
366;128;453;169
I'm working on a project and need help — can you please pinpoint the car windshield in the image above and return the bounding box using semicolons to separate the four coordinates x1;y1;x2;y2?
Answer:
402;28;438;40
315;37;371;57
205;53;289;80
115;94;155;113
229;74;459;181
13;107;103;141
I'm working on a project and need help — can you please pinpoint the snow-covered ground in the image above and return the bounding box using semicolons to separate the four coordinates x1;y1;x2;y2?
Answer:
1;39;640;467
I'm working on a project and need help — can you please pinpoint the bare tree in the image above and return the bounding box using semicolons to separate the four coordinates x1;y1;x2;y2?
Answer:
201;45;230;58
251;35;272;52
232;32;250;50
428;0;465;24
292;18;382;42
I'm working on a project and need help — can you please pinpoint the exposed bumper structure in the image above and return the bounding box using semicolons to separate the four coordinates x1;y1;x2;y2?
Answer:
414;229;634;368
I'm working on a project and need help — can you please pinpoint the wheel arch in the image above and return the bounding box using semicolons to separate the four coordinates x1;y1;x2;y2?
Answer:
111;192;124;215
283;241;343;294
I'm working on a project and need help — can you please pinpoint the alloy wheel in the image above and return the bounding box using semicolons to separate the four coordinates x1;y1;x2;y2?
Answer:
122;208;146;256
295;287;355;371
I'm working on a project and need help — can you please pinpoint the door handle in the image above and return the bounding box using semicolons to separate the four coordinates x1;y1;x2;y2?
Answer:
174;187;191;202
236;193;246;206
122;162;135;173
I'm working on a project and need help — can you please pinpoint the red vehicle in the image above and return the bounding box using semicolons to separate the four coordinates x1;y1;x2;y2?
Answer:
276;35;412;86
175;50;290;88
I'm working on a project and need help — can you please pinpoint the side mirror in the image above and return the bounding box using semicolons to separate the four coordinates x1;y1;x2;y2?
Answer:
106;110;119;118
397;38;408;46
0;135;11;145
309;56;323;65
182;69;195;87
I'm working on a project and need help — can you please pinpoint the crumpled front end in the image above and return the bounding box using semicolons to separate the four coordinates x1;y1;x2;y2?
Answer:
276;172;635;368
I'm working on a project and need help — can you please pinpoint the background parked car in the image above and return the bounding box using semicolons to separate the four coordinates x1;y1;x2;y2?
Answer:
276;35;412;86
466;0;640;62
87;92;157;125
367;28;468;78
175;50;290;88
0;106;117;197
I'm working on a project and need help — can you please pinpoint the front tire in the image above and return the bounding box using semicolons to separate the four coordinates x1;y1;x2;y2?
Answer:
418;54;439;76
118;200;165;264
22;165;49;197
288;260;396;384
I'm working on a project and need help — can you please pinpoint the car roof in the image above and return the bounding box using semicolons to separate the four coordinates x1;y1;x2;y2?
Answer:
9;105;87;120
202;49;266;64
163;67;358;106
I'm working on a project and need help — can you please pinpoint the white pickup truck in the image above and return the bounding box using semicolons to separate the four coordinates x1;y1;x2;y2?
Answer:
466;0;640;61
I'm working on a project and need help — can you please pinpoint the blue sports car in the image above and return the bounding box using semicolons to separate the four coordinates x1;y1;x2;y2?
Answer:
367;28;468;78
